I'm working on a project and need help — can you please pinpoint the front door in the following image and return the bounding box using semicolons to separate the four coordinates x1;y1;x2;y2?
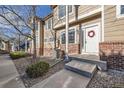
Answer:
85;24;100;53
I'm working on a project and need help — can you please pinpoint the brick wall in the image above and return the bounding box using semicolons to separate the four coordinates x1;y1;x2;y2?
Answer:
99;41;124;71
60;44;79;54
44;48;54;57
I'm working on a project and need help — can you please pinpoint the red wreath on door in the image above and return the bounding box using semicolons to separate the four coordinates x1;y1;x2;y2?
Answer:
88;30;95;38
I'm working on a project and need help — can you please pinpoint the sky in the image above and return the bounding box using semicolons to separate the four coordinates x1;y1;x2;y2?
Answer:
36;5;52;18
0;5;52;41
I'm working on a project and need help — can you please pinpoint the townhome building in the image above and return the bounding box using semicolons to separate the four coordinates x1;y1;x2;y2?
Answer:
30;14;55;57
30;5;124;71
100;5;124;70
52;5;102;55
0;39;11;52
30;17;44;56
44;13;55;56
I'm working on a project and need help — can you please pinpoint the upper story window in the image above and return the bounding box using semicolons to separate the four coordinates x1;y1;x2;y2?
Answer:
58;5;73;19
58;5;65;19
45;18;52;30
116;5;124;18
35;22;38;31
68;5;72;13
48;18;52;29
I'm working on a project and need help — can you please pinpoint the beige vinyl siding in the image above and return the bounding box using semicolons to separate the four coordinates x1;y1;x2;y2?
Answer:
53;6;75;28
44;29;54;48
104;5;124;41
81;16;101;27
78;5;101;17
53;5;101;29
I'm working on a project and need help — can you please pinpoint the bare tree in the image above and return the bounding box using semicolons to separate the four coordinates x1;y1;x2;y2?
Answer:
0;5;37;62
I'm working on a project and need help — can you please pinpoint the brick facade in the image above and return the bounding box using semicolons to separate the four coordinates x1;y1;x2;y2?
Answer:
44;48;54;56
60;44;80;54
99;42;124;71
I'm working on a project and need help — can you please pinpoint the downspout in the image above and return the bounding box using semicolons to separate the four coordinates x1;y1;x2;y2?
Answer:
101;5;104;42
25;37;27;52
65;5;69;54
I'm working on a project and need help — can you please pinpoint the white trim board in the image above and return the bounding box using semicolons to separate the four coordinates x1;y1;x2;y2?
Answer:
116;5;124;18
101;5;104;42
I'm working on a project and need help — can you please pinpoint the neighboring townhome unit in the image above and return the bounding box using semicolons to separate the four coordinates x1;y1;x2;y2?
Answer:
52;5;102;55
44;13;55;56
100;5;124;71
0;39;9;52
30;17;44;56
29;5;124;71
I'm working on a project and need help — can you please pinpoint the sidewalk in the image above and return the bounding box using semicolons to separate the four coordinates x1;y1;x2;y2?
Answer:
0;54;25;88
32;69;91;88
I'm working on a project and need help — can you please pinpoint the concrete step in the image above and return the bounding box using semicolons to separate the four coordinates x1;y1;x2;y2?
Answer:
65;60;97;78
69;56;107;71
32;69;91;88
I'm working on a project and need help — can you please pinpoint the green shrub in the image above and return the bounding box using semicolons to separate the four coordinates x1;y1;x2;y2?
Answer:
26;61;50;78
10;51;27;59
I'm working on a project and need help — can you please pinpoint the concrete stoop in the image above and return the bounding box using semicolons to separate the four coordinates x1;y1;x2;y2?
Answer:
70;56;107;71
65;60;97;78
32;60;98;88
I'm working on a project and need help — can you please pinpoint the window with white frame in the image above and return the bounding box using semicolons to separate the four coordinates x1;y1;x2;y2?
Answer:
61;32;66;44
49;37;54;42
68;5;72;13
58;5;65;19
58;5;73;19
45;18;52;30
61;28;76;44
48;18;52;29
116;5;124;18
68;29;75;43
35;22;38;31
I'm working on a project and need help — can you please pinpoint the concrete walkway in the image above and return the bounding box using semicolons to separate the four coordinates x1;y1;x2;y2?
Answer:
32;59;97;88
32;69;91;88
0;54;25;88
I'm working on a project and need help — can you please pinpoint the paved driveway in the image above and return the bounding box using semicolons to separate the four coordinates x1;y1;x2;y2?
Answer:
0;54;25;88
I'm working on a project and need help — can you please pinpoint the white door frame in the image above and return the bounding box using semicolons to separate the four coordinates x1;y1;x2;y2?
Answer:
81;22;101;55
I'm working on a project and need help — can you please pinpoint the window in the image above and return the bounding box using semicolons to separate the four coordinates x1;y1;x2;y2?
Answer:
120;5;124;14
58;5;66;19
68;5;72;13
35;22;38;31
44;38;47;42
61;32;66;44
61;28;76;44
68;29;75;43
48;18;52;29
58;5;73;19
116;5;124;18
49;38;54;42
46;18;52;30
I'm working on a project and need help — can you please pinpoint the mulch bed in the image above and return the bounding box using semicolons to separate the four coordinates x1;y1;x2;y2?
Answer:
12;56;65;88
87;69;124;88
